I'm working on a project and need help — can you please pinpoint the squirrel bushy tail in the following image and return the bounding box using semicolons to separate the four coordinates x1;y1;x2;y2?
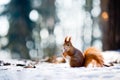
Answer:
83;47;104;67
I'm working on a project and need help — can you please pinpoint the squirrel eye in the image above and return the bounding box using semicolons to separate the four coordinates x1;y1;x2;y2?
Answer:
67;44;70;46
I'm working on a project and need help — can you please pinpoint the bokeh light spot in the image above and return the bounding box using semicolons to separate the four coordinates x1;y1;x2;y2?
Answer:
101;11;108;20
29;10;39;22
0;0;11;5
40;28;49;39
0;16;9;37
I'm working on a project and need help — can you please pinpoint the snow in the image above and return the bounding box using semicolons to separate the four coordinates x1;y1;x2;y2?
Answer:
0;60;120;80
102;51;120;64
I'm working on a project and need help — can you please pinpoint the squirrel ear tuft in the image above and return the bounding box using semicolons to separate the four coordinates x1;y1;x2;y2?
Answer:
64;36;71;42
64;36;68;42
68;36;71;41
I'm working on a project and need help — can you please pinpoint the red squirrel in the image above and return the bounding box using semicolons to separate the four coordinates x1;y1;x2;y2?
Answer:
62;36;104;67
62;36;84;67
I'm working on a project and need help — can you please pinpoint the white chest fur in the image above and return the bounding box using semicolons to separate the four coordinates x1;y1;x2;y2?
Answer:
62;55;71;64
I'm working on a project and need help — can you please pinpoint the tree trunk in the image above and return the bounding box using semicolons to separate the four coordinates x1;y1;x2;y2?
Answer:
101;0;120;50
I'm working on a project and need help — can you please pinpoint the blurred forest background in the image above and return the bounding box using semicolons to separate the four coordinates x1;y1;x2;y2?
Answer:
0;0;120;60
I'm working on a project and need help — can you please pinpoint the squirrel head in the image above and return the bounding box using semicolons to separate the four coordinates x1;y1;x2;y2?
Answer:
63;36;73;52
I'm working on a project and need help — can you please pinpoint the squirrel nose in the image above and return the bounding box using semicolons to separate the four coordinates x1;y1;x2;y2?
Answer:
63;47;65;50
63;47;66;51
64;47;68;51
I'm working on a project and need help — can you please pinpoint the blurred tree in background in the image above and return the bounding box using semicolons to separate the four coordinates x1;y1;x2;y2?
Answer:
106;0;120;50
100;0;120;51
31;0;56;59
1;0;34;59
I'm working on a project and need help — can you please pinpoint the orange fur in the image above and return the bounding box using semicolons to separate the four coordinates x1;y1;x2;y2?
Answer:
83;47;104;67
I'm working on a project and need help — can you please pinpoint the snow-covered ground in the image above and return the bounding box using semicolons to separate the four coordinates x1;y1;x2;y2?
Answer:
0;60;120;80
